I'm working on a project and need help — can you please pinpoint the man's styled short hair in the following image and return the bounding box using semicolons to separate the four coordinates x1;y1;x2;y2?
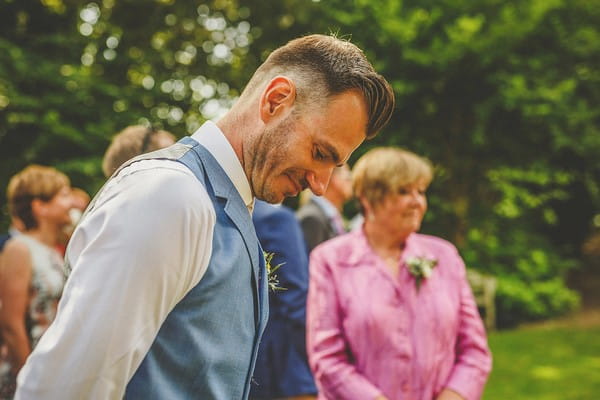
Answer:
241;34;395;138
7;164;71;230
352;147;433;209
102;125;176;177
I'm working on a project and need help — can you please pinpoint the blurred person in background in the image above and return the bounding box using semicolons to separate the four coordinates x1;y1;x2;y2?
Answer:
307;147;491;400
250;200;317;400
56;187;91;257
102;125;176;178
0;165;73;398
68;188;91;224
297;164;353;253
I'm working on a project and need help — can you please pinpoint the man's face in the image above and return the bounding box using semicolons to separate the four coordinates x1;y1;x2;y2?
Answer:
246;90;368;204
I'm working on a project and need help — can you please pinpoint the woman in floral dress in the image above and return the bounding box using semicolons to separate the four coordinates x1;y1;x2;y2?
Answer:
0;165;74;398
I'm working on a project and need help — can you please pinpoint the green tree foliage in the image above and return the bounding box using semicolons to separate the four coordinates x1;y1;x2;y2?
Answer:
0;0;251;196
1;0;598;327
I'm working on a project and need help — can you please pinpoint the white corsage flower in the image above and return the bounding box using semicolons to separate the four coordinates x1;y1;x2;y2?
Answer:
406;256;438;291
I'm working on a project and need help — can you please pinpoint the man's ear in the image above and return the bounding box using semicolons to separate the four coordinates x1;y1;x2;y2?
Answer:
259;76;296;124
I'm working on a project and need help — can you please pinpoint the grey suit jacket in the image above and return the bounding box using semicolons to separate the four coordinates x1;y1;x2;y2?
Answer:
296;198;337;253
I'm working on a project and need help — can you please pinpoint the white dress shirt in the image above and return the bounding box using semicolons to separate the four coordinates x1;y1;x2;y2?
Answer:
16;121;253;399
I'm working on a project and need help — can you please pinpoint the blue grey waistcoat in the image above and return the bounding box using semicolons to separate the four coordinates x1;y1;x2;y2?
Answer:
119;137;269;399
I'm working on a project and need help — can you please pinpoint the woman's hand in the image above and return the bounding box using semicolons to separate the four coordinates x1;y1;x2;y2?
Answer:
435;388;465;400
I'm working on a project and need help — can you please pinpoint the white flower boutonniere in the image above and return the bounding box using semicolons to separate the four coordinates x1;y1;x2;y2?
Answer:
406;256;438;291
264;251;287;292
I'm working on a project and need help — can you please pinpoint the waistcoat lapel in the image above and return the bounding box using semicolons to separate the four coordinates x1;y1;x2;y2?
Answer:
190;144;263;315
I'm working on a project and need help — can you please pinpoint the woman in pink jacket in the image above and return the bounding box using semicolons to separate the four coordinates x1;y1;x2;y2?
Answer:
306;147;492;400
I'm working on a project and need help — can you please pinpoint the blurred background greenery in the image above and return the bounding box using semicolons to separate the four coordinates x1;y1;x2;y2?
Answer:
0;0;599;331
484;311;600;399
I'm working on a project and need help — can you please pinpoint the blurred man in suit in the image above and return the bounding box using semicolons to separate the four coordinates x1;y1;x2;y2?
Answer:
250;200;317;400
297;164;352;253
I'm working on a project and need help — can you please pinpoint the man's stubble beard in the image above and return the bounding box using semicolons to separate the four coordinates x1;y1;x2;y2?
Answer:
245;120;293;203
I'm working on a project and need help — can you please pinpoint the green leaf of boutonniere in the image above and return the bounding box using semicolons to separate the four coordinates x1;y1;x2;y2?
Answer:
264;251;287;292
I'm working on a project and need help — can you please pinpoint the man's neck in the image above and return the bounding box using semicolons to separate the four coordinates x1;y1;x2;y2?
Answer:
216;113;246;167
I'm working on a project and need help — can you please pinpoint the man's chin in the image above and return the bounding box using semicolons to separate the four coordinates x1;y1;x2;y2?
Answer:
256;180;302;203
257;190;285;204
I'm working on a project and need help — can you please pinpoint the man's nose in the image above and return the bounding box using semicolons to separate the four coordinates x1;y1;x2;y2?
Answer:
306;168;333;196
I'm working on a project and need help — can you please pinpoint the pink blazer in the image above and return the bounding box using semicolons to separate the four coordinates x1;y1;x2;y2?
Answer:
307;230;492;400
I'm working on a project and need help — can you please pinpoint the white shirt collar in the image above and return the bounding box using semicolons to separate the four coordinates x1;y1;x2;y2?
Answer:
191;121;254;213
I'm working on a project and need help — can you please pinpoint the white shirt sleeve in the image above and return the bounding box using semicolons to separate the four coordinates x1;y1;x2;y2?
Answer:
15;160;216;400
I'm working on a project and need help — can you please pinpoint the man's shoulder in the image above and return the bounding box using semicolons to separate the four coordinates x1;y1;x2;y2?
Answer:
113;159;195;185
95;160;215;221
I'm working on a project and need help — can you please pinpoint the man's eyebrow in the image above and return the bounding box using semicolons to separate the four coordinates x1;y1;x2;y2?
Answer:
320;142;342;165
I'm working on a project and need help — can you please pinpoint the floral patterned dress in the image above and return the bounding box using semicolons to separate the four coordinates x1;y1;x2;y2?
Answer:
0;235;65;399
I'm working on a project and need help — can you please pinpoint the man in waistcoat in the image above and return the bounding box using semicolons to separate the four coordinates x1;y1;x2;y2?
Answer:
15;34;395;399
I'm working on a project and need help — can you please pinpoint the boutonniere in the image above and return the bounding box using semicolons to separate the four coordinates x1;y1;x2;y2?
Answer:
406;256;438;291
264;251;287;292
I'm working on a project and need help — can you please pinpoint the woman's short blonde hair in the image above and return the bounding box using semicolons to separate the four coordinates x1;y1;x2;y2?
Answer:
352;147;433;209
7;165;70;230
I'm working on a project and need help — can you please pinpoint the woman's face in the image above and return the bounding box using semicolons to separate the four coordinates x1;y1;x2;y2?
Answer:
368;180;428;239
41;186;75;227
